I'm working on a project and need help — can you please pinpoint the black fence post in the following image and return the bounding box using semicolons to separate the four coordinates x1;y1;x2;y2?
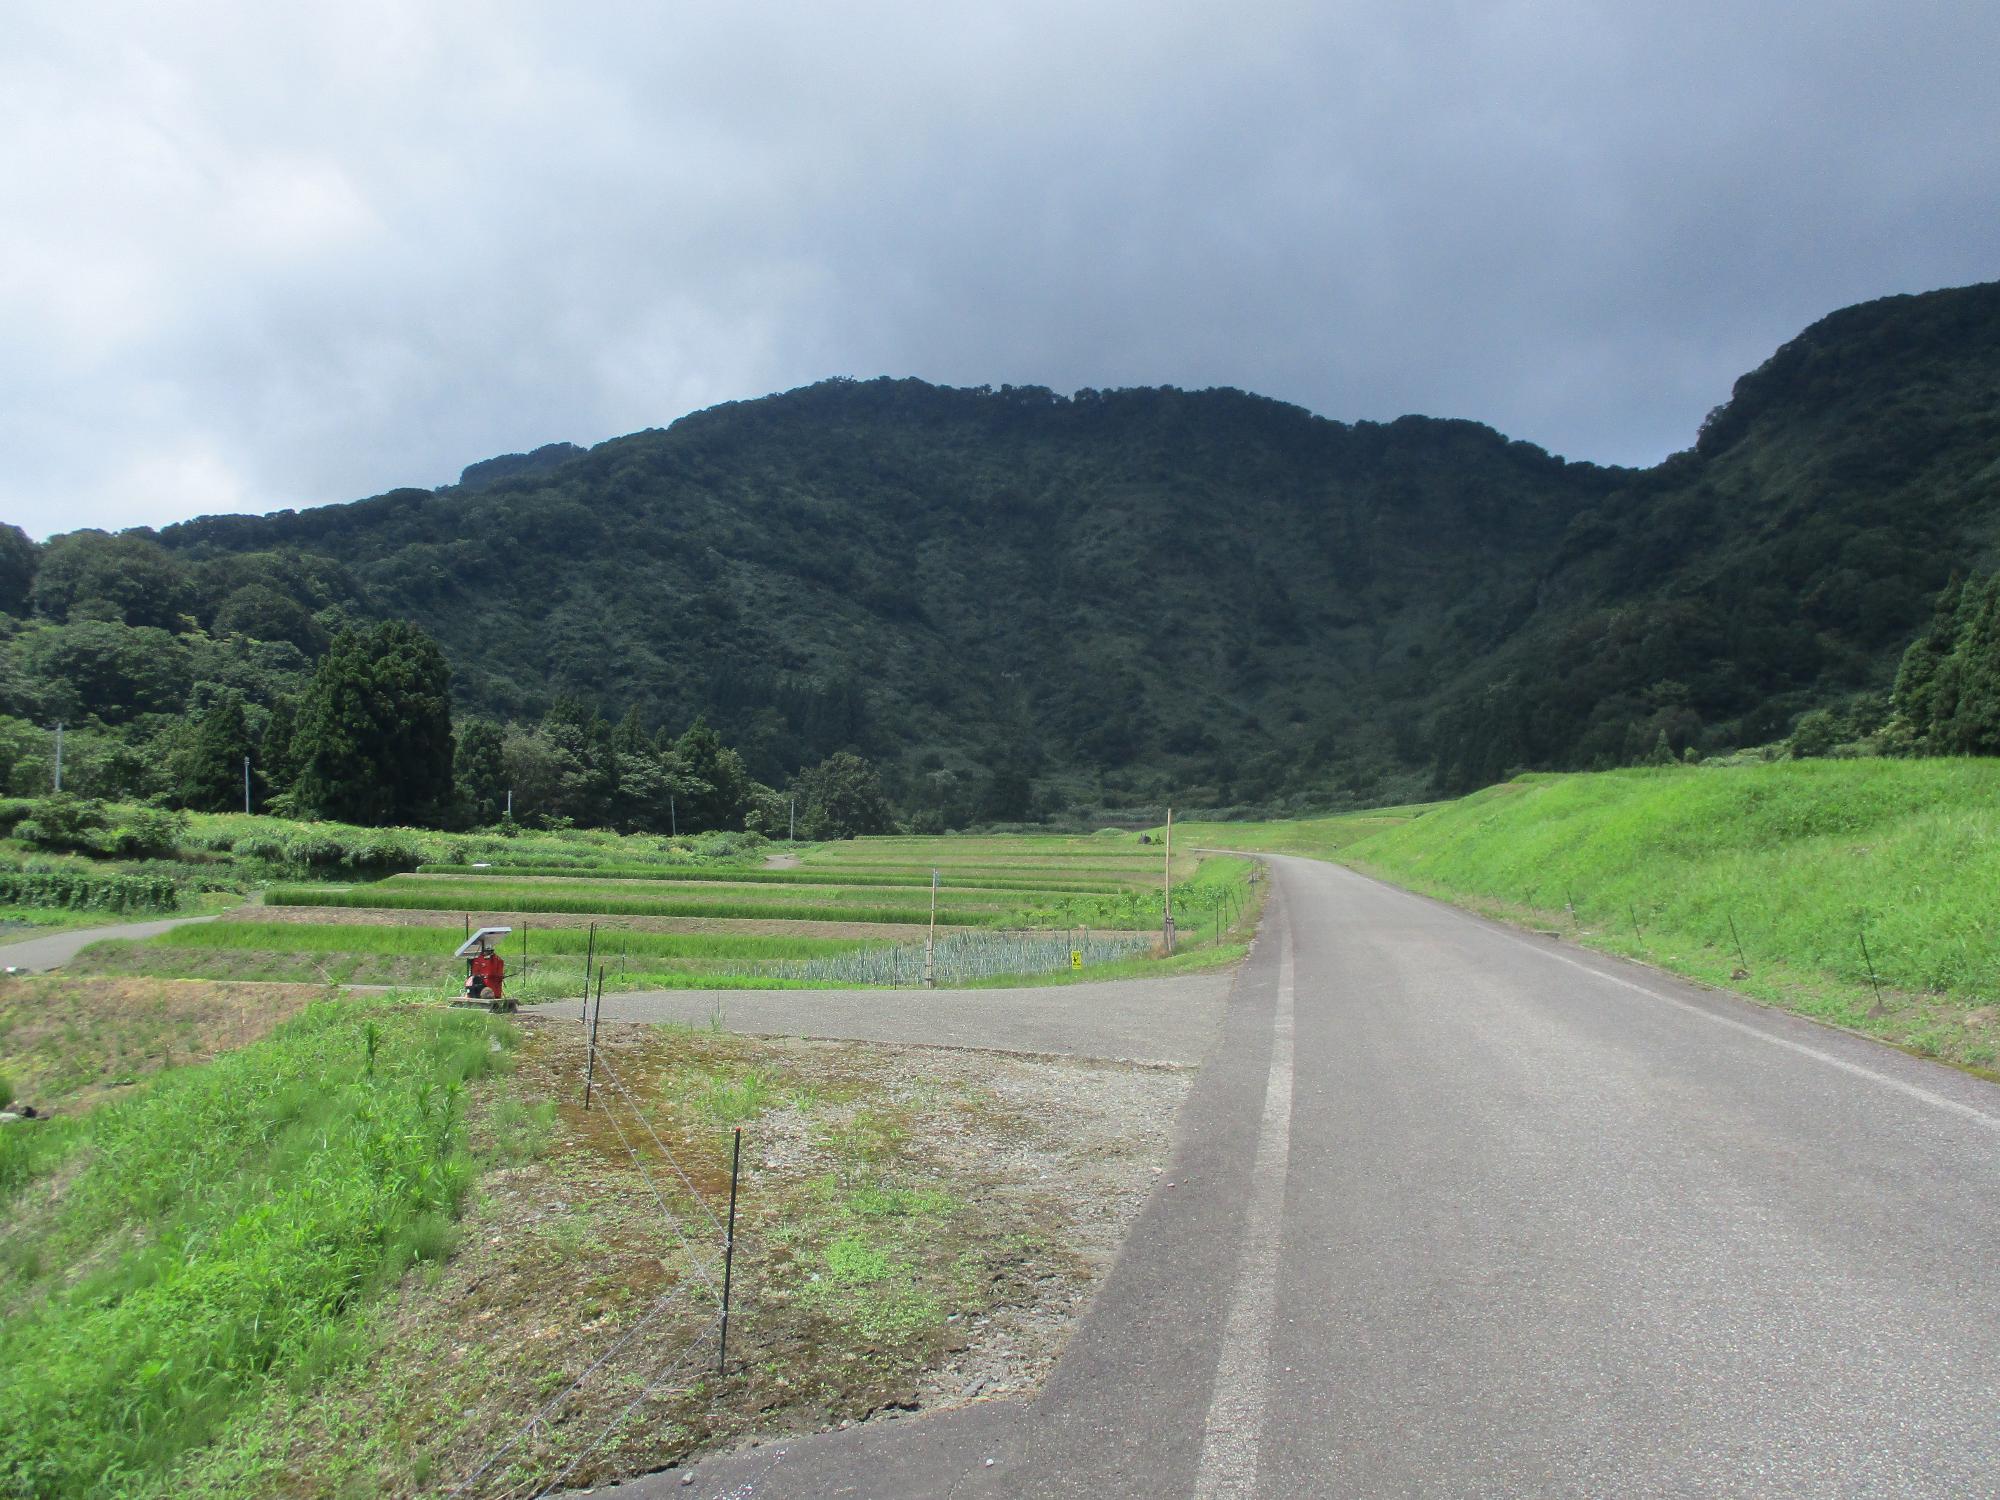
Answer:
583;966;604;1109
718;1126;743;1375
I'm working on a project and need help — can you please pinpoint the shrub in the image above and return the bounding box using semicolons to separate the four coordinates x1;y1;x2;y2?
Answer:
1790;709;1840;759
0;868;179;913
99;807;187;860
13;796;111;854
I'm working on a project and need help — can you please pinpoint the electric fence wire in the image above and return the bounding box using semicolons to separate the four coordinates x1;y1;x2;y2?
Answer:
452;1035;742;1496
590;1046;732;1246
446;1278;703;1498
523;1325;723;1500
584;1059;727;1302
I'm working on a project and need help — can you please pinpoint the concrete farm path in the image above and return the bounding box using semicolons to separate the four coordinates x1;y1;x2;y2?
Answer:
0;914;218;973
602;855;2000;1499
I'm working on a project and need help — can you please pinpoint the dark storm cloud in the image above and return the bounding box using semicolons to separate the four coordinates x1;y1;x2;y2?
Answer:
3;0;1995;536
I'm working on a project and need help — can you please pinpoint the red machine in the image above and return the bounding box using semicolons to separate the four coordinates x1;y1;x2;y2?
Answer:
456;927;513;1010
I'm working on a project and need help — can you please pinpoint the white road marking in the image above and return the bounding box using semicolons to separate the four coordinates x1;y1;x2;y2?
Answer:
1192;922;1296;1499
1480;916;2000;1137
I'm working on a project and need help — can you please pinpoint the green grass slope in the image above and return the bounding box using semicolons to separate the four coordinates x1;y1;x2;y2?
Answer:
0;1001;520;1497
1334;760;2000;1070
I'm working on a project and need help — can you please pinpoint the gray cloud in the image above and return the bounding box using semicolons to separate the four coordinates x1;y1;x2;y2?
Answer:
2;0;1995;538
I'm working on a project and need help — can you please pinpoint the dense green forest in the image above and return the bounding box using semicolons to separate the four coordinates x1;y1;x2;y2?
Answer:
2;279;1996;827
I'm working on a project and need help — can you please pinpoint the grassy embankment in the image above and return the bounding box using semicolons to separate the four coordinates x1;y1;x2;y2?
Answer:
1185;762;2000;1072
0;993;522;1498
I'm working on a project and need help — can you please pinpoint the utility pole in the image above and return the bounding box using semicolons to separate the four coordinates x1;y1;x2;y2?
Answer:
52;721;63;793
670;793;677;838
243;755;252;814
923;869;939;988
789;796;796;841
505;788;513;820
1163;807;1176;954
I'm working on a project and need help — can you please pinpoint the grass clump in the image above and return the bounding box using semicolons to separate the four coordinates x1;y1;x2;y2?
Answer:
0;1001;514;1498
779;1169;954;1345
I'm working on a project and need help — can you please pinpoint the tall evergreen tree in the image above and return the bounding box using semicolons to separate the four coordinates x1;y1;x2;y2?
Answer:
792;752;893;839
673;717;750;831
290;621;456;825
0;524;36;617
1889;574;1964;749
165;694;255;811
453;718;507;825
1936;574;2000;755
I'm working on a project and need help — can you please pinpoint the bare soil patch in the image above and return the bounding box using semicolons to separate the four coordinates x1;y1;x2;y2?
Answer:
207;1017;1190;1497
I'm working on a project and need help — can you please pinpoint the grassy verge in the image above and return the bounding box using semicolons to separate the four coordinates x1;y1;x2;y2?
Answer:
1167;803;1439;858
1285;762;2000;1072
0;999;522;1497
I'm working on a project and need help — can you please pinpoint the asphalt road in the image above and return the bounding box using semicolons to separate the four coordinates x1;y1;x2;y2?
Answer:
605;855;2000;1499
0;914;216;973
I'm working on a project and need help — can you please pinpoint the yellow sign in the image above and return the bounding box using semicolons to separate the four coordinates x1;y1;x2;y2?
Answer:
1071;949;1083;970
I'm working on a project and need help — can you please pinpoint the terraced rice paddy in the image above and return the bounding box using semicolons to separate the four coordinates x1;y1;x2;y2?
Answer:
74;832;1252;999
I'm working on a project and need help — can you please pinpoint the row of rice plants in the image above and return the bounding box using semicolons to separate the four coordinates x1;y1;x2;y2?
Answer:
382;873;1109;912
70;942;827;993
266;884;1164;927
411;863;1132;894
266;888;944;924
148;921;871;961
800;865;1164;886
804;852;1168;876
774;930;1154;986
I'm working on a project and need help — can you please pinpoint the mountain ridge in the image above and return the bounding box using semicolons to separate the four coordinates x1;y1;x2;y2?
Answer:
18;278;2000;817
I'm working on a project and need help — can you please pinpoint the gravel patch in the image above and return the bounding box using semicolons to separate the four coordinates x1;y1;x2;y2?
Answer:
522;972;1234;1066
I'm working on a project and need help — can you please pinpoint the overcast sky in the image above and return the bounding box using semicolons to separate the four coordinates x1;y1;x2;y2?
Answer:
3;1;1995;540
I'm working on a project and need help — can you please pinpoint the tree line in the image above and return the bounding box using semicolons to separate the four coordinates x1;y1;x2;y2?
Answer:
1882;570;2000;756
0;525;891;837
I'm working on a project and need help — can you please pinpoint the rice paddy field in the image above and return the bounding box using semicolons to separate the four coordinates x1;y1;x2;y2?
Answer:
71;831;1259;1000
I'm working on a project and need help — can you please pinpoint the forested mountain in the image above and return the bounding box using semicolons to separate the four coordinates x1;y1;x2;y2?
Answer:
5;279;1998;822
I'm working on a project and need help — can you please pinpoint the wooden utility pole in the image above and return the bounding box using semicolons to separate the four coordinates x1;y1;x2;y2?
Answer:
1163;807;1176;954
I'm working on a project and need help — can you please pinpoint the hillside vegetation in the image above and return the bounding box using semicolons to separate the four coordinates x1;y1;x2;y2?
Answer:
3;280;1997;822
1221;761;2000;1071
